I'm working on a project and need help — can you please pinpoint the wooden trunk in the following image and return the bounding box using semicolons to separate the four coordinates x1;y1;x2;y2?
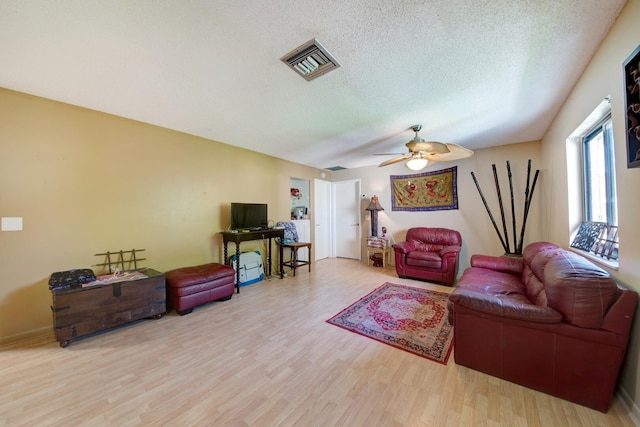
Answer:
51;268;166;347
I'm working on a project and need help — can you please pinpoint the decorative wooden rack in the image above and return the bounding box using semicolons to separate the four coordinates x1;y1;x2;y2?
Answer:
93;249;146;273
593;225;619;260
471;159;540;255
570;222;618;261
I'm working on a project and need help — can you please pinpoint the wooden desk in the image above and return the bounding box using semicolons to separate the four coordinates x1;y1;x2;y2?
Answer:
222;229;284;292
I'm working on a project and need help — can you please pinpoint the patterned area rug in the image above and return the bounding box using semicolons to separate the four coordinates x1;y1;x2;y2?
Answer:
326;282;453;364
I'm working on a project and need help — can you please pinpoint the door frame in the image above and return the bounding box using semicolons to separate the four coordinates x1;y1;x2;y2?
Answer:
313;178;332;260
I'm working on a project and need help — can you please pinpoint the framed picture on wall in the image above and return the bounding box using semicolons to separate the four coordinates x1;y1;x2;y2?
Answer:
623;44;640;168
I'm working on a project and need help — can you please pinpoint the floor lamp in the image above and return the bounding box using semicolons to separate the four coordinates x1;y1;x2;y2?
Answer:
366;195;384;237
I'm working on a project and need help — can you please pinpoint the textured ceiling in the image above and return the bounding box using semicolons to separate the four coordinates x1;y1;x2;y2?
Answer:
0;0;627;169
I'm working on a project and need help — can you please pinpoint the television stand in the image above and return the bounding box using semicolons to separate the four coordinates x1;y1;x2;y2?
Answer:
222;229;284;292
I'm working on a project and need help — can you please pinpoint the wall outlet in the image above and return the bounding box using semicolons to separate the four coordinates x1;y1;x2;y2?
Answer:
1;217;23;231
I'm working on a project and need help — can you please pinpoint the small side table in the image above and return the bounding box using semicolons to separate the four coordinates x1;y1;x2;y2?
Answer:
366;236;389;268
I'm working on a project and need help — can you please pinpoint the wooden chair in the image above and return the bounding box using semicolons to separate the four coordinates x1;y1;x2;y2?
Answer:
276;222;312;277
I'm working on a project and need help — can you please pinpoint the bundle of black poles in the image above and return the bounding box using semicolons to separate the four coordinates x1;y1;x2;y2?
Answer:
471;159;539;255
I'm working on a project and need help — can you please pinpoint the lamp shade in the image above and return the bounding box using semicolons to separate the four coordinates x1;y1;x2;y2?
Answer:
366;195;384;211
406;157;429;171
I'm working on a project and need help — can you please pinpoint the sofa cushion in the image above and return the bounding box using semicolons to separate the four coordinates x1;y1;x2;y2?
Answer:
529;247;564;280
406;227;462;247
521;242;566;307
522;241;562;263
521;265;549;306
544;251;617;329
406;251;442;268
411;242;444;253
450;267;562;323
470;254;524;275
458;266;525;295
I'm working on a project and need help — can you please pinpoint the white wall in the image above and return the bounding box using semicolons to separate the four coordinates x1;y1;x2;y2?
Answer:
540;0;640;415
333;1;640;414
333;140;543;273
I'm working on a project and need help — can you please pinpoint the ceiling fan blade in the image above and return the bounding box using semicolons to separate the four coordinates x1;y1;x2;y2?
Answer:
373;152;406;156
424;143;474;161
407;140;450;154
378;154;410;167
375;125;474;167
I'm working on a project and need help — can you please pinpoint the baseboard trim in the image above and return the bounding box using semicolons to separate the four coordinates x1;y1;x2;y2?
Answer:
617;386;640;426
0;326;52;347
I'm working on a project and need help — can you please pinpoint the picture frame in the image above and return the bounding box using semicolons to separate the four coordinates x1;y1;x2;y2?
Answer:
623;44;640;168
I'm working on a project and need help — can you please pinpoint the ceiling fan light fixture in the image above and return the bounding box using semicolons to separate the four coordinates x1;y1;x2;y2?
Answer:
376;124;474;169
406;157;429;171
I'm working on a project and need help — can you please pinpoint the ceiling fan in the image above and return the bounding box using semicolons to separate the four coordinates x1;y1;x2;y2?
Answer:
377;125;474;170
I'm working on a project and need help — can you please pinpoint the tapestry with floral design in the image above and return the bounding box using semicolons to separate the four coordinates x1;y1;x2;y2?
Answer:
390;166;458;211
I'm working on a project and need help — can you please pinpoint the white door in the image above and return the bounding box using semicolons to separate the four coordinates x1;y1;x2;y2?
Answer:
313;179;332;260
333;179;361;260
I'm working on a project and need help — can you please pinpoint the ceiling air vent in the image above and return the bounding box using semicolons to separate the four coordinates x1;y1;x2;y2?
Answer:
281;39;340;81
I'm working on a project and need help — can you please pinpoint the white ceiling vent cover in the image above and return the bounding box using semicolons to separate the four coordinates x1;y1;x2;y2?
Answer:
281;39;340;81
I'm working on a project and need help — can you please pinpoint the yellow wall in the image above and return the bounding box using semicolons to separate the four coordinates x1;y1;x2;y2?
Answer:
0;88;325;342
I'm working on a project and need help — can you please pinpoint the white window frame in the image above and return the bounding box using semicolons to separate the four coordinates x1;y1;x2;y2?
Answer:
566;97;618;268
582;115;617;225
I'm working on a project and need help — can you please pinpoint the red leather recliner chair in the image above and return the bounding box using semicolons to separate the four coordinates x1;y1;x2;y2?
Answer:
392;227;461;285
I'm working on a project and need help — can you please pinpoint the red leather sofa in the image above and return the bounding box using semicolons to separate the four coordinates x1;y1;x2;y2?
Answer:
392;227;461;285
447;242;637;412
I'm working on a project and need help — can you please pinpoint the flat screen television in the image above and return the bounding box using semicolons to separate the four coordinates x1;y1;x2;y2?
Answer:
230;203;268;230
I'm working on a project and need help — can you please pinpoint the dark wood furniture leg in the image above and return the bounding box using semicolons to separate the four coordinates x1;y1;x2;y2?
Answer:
234;240;241;293
267;237;272;278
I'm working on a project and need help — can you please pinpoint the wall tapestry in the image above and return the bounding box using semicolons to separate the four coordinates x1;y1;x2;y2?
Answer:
390;166;457;211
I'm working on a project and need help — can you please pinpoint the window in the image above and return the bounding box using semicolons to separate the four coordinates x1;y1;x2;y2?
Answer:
567;98;619;263
582;116;617;225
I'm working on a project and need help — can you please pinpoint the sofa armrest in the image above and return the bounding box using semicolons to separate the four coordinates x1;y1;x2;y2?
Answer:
449;289;562;323
601;288;638;336
470;254;524;275
440;245;461;256
392;241;416;254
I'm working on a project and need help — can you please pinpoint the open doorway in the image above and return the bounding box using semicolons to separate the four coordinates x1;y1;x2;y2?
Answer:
290;177;310;261
314;179;331;261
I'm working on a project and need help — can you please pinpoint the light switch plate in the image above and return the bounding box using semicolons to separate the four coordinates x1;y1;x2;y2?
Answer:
1;217;23;231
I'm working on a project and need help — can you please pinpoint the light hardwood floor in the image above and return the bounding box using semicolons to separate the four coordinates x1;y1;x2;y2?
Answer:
0;258;636;426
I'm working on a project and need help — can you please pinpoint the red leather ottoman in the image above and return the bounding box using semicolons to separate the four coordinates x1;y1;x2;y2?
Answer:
165;263;235;315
